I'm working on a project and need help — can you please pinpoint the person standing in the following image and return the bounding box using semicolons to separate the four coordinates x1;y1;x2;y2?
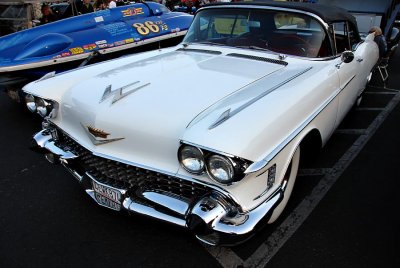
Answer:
94;0;107;10
108;0;117;8
369;26;387;58
80;0;94;14
40;4;57;24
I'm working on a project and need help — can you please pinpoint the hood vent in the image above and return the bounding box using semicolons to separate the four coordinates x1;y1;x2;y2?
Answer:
226;53;288;66
176;48;222;55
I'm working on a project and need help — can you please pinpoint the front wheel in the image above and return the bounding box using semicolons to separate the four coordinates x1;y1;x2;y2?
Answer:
268;146;300;223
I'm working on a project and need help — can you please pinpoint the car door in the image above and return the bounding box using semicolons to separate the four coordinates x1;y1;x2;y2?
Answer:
333;21;366;127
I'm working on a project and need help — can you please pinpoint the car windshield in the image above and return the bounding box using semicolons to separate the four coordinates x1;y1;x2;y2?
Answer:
183;8;331;57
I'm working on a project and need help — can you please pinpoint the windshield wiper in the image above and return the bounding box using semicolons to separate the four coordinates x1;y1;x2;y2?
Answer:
195;41;226;46
233;45;271;52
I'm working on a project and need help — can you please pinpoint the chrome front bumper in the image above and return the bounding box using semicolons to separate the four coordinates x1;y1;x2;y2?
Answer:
31;129;286;245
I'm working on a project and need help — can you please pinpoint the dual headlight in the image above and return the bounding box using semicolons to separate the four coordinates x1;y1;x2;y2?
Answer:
25;94;58;118
178;144;250;184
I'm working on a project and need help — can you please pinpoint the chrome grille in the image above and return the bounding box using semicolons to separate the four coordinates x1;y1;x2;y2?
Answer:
54;128;211;200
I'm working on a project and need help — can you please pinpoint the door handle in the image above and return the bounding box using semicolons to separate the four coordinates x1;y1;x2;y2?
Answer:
357;58;364;62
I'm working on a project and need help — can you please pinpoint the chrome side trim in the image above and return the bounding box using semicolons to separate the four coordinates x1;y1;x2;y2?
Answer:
209;67;313;129
341;74;356;90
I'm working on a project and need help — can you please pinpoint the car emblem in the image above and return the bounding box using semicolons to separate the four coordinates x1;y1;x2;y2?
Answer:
100;81;150;105
81;123;124;146
87;126;110;139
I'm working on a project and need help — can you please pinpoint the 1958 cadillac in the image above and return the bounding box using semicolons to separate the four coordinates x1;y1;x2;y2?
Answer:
24;1;379;245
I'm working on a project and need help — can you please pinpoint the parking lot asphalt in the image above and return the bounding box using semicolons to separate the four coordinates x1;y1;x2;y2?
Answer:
265;51;400;268
1;51;400;267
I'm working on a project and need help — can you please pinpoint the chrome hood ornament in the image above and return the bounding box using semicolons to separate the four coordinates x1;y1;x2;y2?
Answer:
100;81;150;105
82;123;124;146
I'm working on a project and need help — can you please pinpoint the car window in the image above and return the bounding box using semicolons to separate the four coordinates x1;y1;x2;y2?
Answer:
332;21;353;54
183;8;331;58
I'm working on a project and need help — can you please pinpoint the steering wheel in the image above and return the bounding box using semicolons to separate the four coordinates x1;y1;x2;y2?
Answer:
270;35;311;56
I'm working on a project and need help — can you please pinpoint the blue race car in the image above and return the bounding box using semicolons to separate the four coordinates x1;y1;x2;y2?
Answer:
0;1;193;102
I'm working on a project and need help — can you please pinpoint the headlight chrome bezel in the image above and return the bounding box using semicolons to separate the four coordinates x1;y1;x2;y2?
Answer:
25;94;58;118
206;154;236;184
25;94;37;113
178;145;205;174
178;142;250;185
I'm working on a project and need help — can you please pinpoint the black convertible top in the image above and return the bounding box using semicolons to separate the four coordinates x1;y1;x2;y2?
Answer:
317;0;393;14
208;0;358;26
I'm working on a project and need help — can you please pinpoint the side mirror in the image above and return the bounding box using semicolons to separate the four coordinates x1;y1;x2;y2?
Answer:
341;51;354;63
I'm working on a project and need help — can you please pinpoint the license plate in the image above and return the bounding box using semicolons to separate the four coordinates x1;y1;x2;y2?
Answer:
92;179;123;211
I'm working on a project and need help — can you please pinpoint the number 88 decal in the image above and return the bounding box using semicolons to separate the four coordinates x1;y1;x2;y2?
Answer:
133;21;160;35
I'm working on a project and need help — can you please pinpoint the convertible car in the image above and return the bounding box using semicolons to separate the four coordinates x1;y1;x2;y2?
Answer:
25;1;378;245
0;1;192;102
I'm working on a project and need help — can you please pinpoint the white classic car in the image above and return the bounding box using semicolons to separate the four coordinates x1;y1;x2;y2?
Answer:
24;1;378;245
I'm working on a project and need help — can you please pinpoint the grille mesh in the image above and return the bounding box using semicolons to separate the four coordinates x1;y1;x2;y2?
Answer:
55;129;211;200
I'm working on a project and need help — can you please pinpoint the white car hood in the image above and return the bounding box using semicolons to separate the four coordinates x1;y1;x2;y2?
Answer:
54;49;287;173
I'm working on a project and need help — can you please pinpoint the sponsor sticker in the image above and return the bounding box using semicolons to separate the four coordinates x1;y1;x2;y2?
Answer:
69;47;84;55
114;40;125;46
83;44;97;50
95;16;104;23
121;7;144;17
95;40;107;45
62;52;71;57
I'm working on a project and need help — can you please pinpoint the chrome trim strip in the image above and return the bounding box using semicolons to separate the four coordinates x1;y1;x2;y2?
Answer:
209;67;313;129
341;74;356;90
201;5;329;32
32;130;77;160
141;191;190;216
127;197;187;227
180;140;241;160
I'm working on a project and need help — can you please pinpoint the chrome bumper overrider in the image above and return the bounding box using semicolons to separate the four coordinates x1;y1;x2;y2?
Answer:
31;129;286;245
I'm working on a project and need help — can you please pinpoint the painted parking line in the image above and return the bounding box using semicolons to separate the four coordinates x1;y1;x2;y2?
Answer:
204;87;400;268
